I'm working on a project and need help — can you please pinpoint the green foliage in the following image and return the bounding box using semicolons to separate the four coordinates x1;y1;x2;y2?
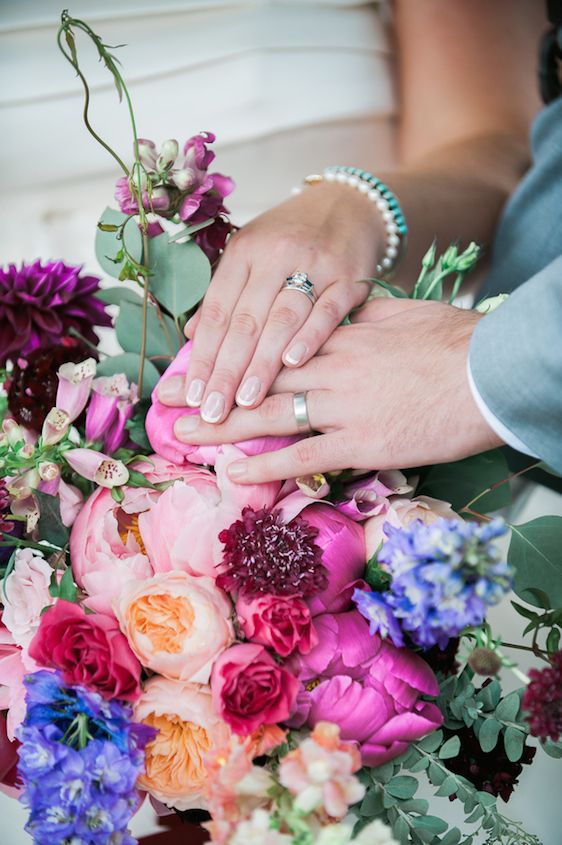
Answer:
96;353;160;398
49;566;78;603
411;240;481;302
148;233;212;317
126;397;152;450
364;550;392;591
96;286;143;307
417;450;511;513
95;208;143;279
115;301;181;363
509;516;562;607
34;490;69;548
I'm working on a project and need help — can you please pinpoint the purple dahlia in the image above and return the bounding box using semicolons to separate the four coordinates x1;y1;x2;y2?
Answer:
0;260;111;366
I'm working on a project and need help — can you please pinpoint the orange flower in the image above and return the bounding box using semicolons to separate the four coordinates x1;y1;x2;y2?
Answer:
134;677;230;810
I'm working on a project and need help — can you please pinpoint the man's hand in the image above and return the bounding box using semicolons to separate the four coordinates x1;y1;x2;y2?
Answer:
173;300;503;483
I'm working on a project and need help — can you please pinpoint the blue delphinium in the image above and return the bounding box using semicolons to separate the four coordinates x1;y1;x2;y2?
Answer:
354;517;512;650
17;671;154;845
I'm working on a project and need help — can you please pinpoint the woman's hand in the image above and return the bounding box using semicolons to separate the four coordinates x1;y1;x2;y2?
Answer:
172;299;502;482
157;182;383;422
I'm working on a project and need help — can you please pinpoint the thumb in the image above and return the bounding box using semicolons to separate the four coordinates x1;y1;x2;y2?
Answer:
350;297;430;323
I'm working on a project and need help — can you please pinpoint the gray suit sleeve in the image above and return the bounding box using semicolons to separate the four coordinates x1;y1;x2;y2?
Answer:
469;256;562;473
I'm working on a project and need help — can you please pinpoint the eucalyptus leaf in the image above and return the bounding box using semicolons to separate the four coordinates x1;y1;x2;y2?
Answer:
96;353;160;399
96;286;143;306
438;736;461;759
411;815;448;834
35;490;69;548
435;776;458;798
417;450;511;513
417;730;443;753
427;762;445;786
360;788;385;817
503;726;525;762
542;739;562;758
475;679;501;710
495;690;521;722
393;815;410;845
371;761;396;784
509;517;562;607
95;207;142;279
510;600;539;621
386;776;418;799
115;300;182;360
478;718;501;753
547;627;561;654
440;828;462;845
401;799;429;814
148;233;211;317
464;806;484;824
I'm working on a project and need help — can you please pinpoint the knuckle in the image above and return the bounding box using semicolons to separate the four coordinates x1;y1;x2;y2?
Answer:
294;439;319;466
259;393;287;423
319;296;343;322
200;299;229;331
208;366;238;392
270;305;301;330
230;310;259;340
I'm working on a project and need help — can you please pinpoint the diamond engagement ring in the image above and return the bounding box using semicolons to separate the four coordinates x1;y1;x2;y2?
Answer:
282;272;317;305
293;391;312;433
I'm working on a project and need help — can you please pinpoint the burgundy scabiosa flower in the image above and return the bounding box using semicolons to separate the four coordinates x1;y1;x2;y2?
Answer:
0;260;110;366
523;651;562;742
444;724;535;803
7;339;92;431
216;506;328;598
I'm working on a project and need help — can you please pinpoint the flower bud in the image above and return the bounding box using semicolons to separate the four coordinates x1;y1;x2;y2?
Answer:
441;244;459;270
137;138;158;171
20;444;35;459
296;473;330;499
56;358;96;423
64;448;129;489
468;647;502;676
171;167;197;191
2;419;26;448
421;240;437;270
157;139;179;172
455;241;481;272
475;293;509;315
41;408;70;446
38;461;60;482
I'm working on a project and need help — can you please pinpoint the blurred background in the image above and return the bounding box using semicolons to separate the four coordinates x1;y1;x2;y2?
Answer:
0;1;560;842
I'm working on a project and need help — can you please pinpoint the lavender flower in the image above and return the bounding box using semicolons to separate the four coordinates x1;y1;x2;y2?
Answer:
0;261;111;366
354;518;512;650
17;671;154;845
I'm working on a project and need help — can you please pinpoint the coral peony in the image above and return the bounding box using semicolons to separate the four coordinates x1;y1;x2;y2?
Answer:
364;495;461;556
116;571;234;683
134;677;231;810
70;451;278;614
236;593;317;658
0;261;110;366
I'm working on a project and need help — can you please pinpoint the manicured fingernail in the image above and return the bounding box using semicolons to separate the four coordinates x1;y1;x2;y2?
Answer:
186;378;205;407
228;460;248;480
184;314;196;336
283;341;308;366
201;391;225;423
157;375;183;403
236;376;261;407
174;415;199;438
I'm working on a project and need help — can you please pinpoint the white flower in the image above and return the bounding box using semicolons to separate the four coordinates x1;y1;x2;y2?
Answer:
228;809;293;845
2;548;54;651
354;819;399;845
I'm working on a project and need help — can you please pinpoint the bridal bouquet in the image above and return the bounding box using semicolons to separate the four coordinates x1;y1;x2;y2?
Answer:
1;12;561;845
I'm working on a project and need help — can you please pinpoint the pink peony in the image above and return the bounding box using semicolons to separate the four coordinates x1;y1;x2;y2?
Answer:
0;621;27;740
236;593;317;658
211;644;299;736
116;571;234;683
1;549;56;651
28;600;142;701
147;342;298;466
291;611;443;766
70;451;278;614
364;495;461;557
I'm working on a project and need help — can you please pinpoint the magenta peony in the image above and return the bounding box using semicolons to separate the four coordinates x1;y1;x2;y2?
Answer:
146;341;298;466
0;261;110;366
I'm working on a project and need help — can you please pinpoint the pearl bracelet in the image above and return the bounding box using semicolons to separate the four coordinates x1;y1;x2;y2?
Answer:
295;166;408;276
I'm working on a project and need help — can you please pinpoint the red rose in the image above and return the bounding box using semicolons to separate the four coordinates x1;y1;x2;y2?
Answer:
211;643;299;735
28;600;141;701
236;594;318;658
0;712;19;791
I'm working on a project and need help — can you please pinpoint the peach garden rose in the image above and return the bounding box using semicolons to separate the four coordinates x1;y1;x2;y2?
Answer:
115;570;234;683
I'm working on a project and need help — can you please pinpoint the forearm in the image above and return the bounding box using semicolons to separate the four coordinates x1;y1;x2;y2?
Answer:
380;131;531;288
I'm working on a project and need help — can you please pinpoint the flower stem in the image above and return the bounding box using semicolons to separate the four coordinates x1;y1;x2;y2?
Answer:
462;461;542;512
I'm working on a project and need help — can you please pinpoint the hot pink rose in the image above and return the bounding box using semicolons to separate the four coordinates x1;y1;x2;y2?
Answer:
236;594;317;658
70;450;279;614
364;495;461;557
211;644;299;735
28;600;142;701
146;342;298;466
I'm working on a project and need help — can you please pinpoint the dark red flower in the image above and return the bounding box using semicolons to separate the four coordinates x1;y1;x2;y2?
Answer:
216;506;328;599
0;712;20;790
7;338;92;431
444;724;535;803
0;260;110;366
523;651;562;741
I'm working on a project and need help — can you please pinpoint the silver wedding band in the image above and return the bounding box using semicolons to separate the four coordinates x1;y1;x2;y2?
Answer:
282;271;317;305
293;391;312;433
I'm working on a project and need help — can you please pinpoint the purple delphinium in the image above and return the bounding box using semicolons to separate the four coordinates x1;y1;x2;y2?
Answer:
0;261;111;367
17;671;154;845
354;518;512;650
